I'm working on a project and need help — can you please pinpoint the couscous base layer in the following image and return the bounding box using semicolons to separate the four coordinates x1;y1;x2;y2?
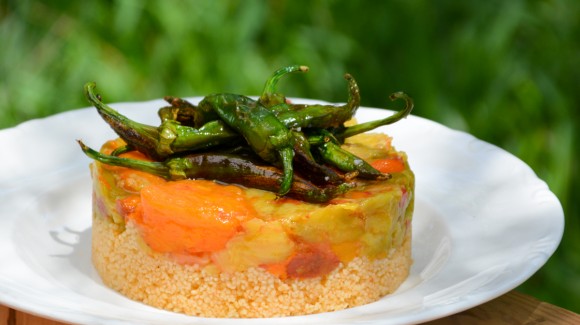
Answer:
92;215;412;318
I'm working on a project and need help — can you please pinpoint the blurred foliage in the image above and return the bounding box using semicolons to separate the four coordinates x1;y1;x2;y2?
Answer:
1;0;578;313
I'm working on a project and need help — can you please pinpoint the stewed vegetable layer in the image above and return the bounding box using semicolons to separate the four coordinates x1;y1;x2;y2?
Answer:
91;132;413;279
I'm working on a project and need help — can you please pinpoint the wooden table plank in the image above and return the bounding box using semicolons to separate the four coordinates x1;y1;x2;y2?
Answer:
0;305;7;325
2;291;579;324
1;304;70;325
425;291;580;325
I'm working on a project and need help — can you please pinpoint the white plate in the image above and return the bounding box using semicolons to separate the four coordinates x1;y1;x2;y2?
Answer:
0;98;564;325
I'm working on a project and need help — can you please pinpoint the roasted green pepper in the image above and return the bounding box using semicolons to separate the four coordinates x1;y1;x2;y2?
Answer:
78;141;351;203
81;66;414;200
85;82;239;160
202;94;295;196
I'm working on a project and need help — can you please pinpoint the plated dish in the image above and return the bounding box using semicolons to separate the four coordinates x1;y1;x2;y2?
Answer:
0;100;564;324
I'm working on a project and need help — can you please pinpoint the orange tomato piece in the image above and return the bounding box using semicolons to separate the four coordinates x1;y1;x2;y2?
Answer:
137;180;255;254
371;157;406;173
117;195;142;222
115;168;165;193
286;243;340;279
261;256;293;279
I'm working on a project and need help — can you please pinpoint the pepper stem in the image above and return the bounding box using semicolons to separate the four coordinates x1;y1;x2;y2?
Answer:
337;91;414;140
259;65;309;107
77;140;171;179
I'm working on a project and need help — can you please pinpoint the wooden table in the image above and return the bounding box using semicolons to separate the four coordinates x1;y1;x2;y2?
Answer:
1;290;579;324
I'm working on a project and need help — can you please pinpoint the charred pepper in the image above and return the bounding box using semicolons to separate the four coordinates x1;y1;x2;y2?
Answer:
78;141;350;203
201;94;295;196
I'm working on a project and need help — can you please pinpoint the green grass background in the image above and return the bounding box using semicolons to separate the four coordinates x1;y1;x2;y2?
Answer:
1;0;578;313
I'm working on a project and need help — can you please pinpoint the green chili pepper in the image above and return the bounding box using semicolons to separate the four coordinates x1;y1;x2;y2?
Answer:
291;131;344;185
200;70;360;130
332;91;414;141
84;69;363;161
84;82;239;160
157;65;310;128
158;96;198;126
310;130;389;180
84;82;162;159
204;94;295;196
163;119;242;154
84;68;414;201
274;73;360;129
257;65;361;128
316;141;388;180
87;81;410;150
78;141;350;203
195;93;255;128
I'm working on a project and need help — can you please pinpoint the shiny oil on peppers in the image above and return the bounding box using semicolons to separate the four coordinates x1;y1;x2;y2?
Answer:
79;66;414;202
199;94;296;196
259;66;361;129
78;141;351;203
84;82;240;160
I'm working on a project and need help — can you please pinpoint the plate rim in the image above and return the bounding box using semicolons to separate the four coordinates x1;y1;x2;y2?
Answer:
0;100;564;325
